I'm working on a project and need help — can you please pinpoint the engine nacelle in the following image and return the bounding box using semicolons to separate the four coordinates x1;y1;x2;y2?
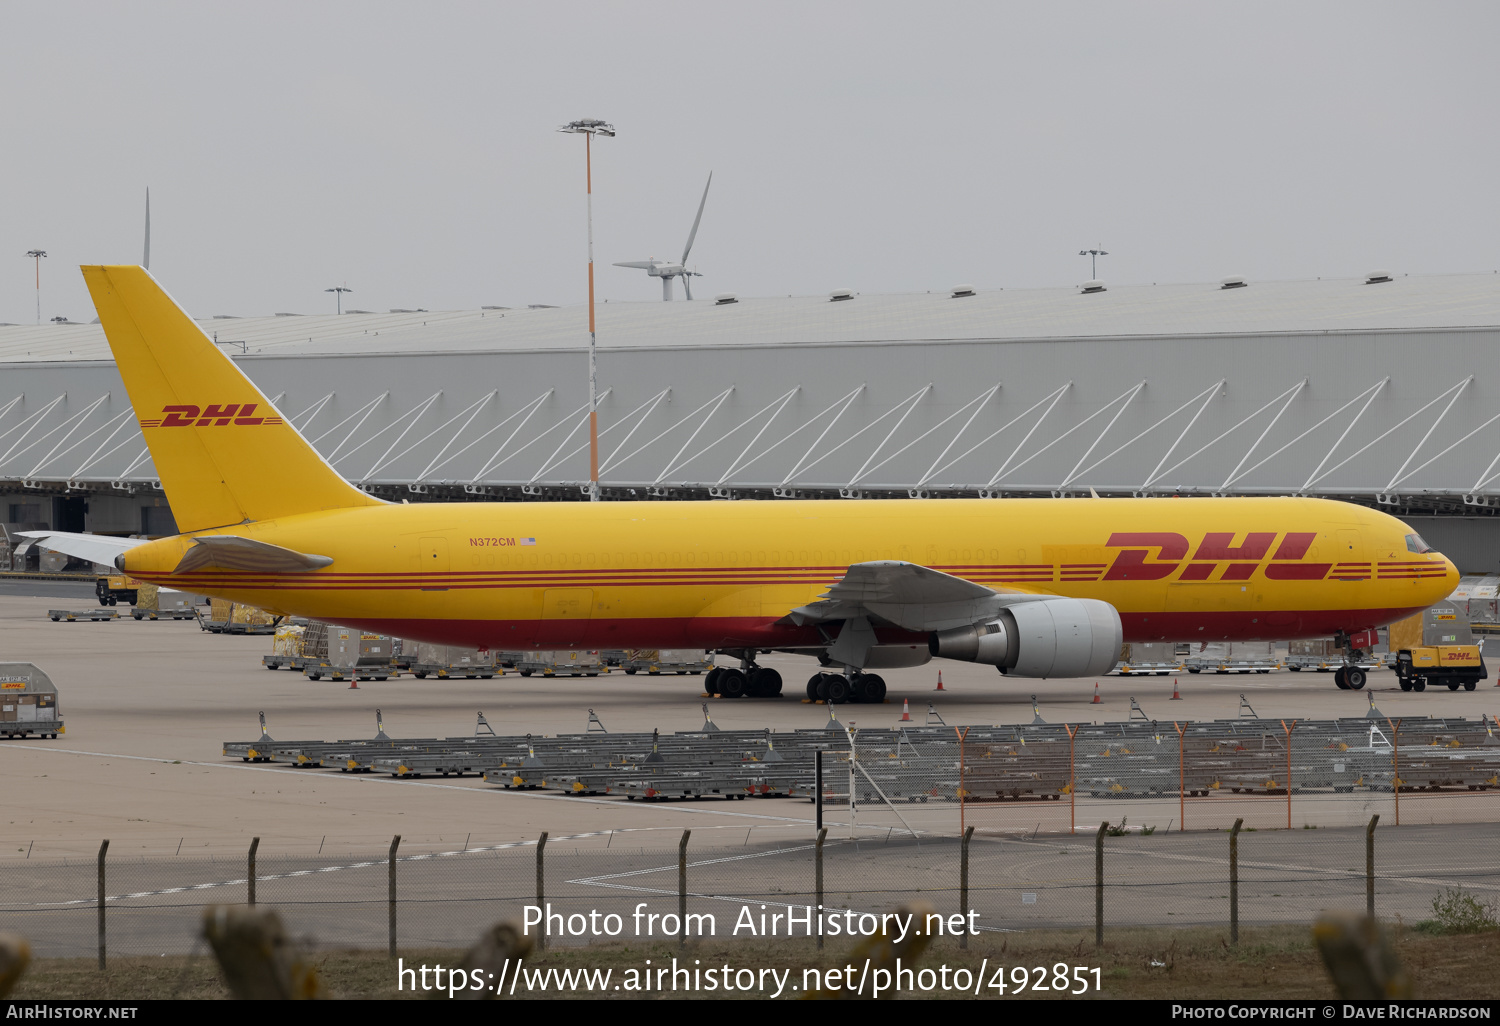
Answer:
929;598;1123;678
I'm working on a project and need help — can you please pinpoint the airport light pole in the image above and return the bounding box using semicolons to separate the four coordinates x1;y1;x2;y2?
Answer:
325;286;352;315
558;118;615;502
26;250;46;325
1079;247;1108;279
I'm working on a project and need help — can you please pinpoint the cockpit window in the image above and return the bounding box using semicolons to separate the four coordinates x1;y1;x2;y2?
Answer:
1406;533;1431;554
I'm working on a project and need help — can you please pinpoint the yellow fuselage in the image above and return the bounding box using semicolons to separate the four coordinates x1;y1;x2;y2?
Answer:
119;495;1456;652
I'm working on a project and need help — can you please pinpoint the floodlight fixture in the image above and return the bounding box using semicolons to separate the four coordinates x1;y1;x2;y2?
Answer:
325;285;353;315
26;250;47;325
1079;248;1109;279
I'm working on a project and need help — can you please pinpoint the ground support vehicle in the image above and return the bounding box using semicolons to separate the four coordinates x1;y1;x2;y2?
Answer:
1389;606;1487;693
95;575;139;607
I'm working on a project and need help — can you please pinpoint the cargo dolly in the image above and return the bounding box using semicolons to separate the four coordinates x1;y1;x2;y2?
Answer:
47;608;118;622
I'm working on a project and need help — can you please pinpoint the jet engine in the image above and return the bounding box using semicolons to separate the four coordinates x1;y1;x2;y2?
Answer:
928;598;1122;678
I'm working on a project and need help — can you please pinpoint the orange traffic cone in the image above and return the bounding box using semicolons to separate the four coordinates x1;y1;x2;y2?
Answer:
1091;682;1102;704
935;671;945;692
348;678;359;690
1169;678;1183;700
900;699;911;722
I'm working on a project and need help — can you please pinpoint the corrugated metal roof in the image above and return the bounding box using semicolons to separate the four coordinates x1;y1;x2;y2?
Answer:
3;272;1497;364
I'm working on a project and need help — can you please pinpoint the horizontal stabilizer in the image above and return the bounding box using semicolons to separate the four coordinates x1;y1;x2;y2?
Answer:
16;531;147;568
173;535;333;574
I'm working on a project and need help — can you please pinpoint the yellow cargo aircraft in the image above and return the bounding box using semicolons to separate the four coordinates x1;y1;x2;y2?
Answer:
26;266;1459;702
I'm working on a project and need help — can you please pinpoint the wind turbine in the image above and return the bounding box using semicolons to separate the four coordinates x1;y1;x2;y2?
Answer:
614;171;712;300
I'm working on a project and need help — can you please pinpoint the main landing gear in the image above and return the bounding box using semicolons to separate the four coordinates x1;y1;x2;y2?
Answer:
704;654;783;699
804;671;886;705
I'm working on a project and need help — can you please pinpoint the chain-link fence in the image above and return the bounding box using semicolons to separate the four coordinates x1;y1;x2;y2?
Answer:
3;820;1494;962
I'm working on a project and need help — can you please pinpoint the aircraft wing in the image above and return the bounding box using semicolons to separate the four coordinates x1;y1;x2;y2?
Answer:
15;531;147;568
788;560;1049;632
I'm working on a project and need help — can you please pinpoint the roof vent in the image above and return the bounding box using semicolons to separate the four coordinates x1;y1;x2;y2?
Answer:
1220;275;1247;290
212;314;240;320
951;284;976;298
829;288;854;302
715;293;739;305
1080;280;1106;294
481;305;510;310
274;312;303;317
1365;270;1393;284
526;304;558;310
345;309;374;314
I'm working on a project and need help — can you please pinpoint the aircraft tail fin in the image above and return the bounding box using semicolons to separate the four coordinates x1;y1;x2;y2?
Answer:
82;265;384;532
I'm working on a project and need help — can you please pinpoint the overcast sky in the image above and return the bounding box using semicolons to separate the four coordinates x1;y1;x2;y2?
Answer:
1;1;1495;324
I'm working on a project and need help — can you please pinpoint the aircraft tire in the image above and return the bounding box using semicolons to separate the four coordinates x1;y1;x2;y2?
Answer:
825;676;850;705
1345;667;1366;690
859;673;887;703
749;667;782;697
1333;667;1349;689
806;674;823;701
718;668;747;698
705;667;723;695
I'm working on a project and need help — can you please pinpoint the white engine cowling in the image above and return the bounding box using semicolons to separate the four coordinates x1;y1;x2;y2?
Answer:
929;598;1123;678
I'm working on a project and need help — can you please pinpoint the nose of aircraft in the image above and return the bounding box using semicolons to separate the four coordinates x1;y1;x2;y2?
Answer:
1430;552;1461;601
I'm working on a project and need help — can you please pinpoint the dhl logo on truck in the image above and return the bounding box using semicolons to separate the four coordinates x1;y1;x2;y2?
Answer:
1101;532;1445;584
139;403;284;428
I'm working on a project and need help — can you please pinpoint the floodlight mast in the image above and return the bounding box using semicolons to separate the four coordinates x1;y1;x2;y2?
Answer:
325;285;352;315
559;118;615;502
1079;247;1109;279
26;250;46;325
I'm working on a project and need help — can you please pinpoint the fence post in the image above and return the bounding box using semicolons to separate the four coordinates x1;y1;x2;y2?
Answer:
535;831;548;953
1229;817;1243;945
1173;721;1187;831
960;825;975;951
955;727;970;835
96;839;109;971
1064;723;1078;835
1385;718;1402;826
1366;813;1379;919
815;750;823;835
815;826;827;951
388;835;400;959
678;829;691;950
1094;821;1107;948
1279;719;1297;829
248;837;259;907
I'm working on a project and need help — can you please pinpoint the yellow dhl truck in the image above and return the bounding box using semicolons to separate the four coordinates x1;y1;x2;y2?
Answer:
1389;605;1486;692
95;574;139;606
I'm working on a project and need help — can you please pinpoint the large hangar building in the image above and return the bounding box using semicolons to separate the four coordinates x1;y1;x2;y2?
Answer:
3;271;1500;569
